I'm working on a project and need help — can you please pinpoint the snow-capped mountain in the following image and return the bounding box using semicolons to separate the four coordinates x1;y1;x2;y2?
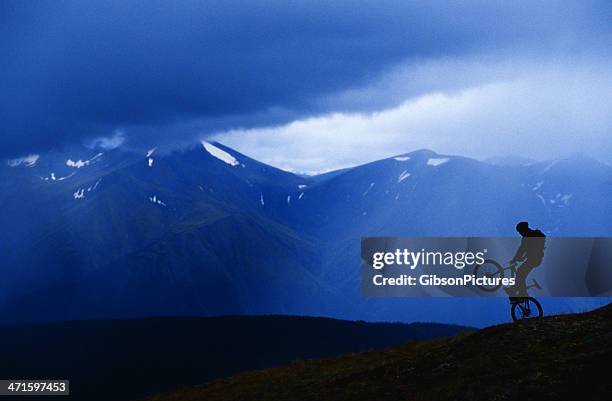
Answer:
1;142;611;326
283;149;612;325
292;149;612;238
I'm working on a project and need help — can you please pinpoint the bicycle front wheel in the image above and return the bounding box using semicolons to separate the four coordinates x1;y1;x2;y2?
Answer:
511;297;543;321
473;259;504;292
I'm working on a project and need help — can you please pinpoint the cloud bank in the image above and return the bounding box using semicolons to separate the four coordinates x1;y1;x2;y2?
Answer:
217;56;612;172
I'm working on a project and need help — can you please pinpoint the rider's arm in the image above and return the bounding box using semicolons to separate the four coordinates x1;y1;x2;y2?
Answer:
510;237;527;263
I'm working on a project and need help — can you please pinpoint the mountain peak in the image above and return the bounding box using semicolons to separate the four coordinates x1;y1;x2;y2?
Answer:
405;148;439;157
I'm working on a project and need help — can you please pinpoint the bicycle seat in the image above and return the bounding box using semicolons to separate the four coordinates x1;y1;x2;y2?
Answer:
531;279;542;290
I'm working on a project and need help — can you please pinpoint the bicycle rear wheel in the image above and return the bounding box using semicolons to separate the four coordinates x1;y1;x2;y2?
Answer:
473;259;504;292
511;297;543;321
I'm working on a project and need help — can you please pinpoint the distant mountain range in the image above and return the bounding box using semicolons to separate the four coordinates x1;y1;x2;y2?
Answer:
2;142;611;326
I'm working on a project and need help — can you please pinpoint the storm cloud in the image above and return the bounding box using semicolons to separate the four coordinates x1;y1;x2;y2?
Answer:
1;1;611;160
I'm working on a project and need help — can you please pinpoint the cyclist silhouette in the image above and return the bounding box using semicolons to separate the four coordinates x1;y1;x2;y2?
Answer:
506;221;546;298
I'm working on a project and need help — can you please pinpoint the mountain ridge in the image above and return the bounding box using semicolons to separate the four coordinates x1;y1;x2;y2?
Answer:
0;315;471;401
141;302;612;401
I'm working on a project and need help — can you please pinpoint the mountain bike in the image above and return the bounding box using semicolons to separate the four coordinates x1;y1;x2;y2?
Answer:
473;259;543;321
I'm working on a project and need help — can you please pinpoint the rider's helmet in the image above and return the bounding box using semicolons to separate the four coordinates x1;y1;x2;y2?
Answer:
515;221;529;235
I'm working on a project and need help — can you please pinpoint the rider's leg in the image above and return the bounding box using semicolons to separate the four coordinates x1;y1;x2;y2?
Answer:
514;261;538;297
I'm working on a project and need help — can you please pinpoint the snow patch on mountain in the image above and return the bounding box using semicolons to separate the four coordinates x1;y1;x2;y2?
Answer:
394;156;410;162
560;194;573;204
146;148;156;167
149;195;166;206
202;142;239;166
260;193;265;206
73;189;85;199
60;173;76;181
552;193;573;206
398;170;411;183
427;158;449;167
540;160;559;174
7;154;39;167
533;181;543;191
43;172;76;181
73;179;102;199
66;153;103;168
363;182;375;196
87;178;102;192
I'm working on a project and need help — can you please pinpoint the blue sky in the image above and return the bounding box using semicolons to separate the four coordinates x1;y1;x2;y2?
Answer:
2;1;611;171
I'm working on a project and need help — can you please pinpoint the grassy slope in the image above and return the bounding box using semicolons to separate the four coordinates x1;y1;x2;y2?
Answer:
145;304;612;401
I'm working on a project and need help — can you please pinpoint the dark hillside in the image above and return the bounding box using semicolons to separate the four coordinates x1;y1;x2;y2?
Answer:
0;315;468;401
144;304;612;401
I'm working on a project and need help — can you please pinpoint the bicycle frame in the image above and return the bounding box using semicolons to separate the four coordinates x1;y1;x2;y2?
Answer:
506;263;518;278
